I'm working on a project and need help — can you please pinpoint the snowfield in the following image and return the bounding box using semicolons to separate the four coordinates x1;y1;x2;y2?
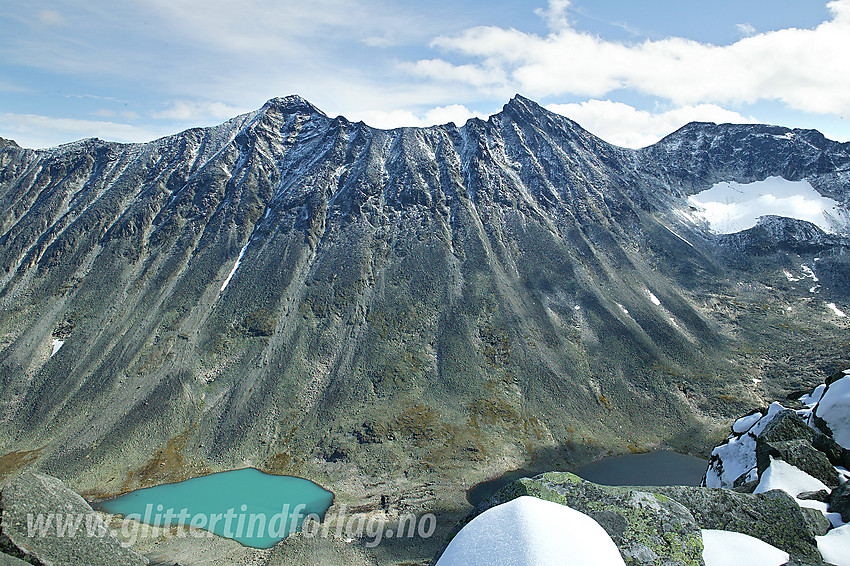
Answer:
688;176;845;234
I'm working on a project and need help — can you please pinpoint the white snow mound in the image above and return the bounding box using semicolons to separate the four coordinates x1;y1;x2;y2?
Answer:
817;524;850;566
435;496;625;566
701;529;789;566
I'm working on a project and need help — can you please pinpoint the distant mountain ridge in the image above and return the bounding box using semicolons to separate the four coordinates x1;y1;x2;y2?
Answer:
0;95;848;518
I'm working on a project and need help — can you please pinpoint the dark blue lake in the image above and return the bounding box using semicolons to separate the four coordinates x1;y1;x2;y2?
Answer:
467;450;708;506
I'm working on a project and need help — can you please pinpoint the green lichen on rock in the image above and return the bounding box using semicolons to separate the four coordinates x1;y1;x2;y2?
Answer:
488;473;704;566
644;486;823;562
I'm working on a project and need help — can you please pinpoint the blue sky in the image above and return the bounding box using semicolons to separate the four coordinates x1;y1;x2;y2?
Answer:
1;0;848;148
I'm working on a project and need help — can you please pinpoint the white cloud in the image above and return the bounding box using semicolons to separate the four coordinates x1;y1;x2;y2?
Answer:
0;113;163;149
151;100;250;122
412;0;850;116
92;109;140;120
534;0;573;31
347;104;486;129
736;23;756;36
37;10;65;27
403;58;508;89
546;100;757;148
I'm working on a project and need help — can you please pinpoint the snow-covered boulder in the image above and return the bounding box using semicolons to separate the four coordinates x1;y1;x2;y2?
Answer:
435;495;625;566
703;402;787;488
646;484;823;561
705;372;850;489
468;473;703;566
754;458;830;499
812;373;850;450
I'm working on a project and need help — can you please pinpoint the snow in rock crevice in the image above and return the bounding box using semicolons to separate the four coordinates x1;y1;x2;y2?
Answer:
50;339;64;357
220;242;249;292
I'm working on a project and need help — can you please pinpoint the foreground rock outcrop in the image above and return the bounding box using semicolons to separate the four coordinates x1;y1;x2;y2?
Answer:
439;372;850;566
0;471;147;566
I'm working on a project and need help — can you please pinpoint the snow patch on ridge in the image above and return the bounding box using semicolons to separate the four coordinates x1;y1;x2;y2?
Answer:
827;303;847;318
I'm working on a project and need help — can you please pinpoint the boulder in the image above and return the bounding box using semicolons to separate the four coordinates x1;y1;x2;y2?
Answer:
828;481;850;523
755;439;839;488
758;411;814;445
0;471;148;566
485;472;703;566
810;432;850;469
799;507;831;537
796;490;830;503
780;559;831;566
643;486;823;562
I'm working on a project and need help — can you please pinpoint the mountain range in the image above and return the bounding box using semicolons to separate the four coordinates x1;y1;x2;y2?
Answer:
0;95;848;524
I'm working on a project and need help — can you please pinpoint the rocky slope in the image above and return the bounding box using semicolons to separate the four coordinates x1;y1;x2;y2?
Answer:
0;95;849;530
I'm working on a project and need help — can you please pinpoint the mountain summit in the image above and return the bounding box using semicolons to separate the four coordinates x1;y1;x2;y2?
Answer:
0;96;848;513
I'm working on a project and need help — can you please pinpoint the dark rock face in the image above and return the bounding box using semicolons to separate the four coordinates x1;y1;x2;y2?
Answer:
0;472;147;566
0;95;849;500
811;432;850;469
829;481;850;523
717;217;840;256
638;122;850;199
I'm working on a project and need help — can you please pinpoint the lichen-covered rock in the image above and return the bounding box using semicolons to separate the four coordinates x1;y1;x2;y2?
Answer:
755;439;840;488
644;486;823;562
780;558;831;566
0;472;147;566
488;472;704;566
828;481;850;523
799;507;832;537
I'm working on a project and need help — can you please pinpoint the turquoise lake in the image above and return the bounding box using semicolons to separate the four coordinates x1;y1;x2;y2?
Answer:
97;468;334;549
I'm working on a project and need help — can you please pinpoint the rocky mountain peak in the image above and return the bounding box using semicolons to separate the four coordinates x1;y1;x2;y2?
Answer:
262;94;327;117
